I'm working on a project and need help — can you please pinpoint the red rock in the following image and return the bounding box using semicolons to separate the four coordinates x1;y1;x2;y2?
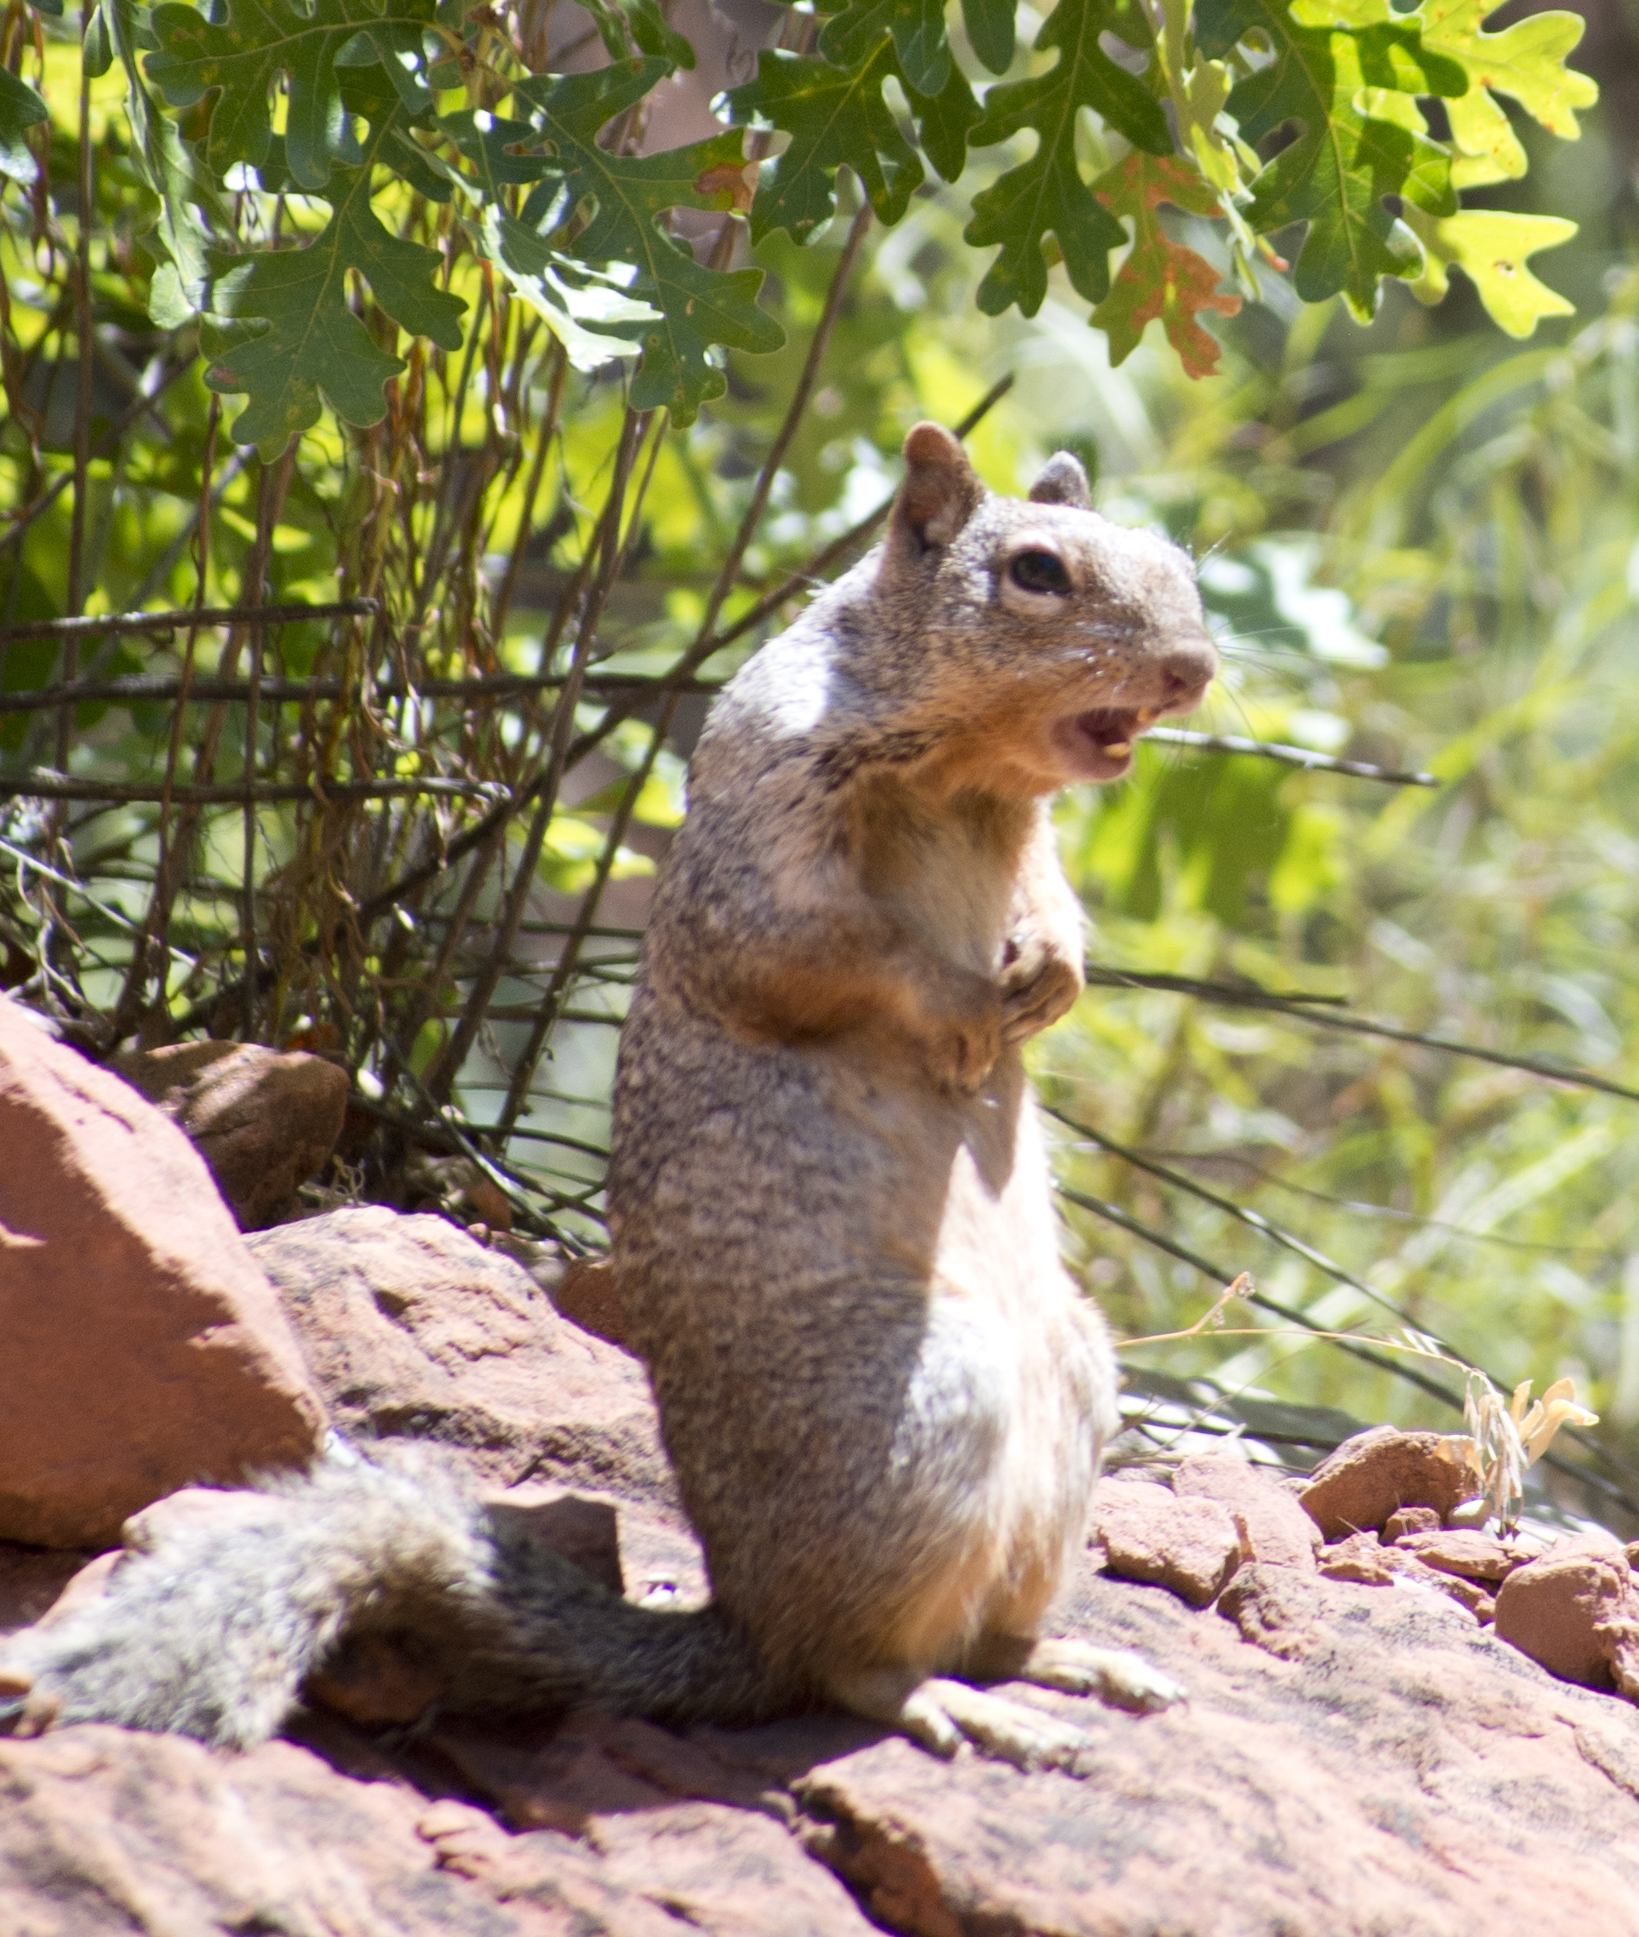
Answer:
416;1800;684;1936
554;1257;630;1351
111;1040;349;1230
487;1493;625;1598
122;1484;289;1555
796;1554;1639;1937
0;1547;92;1639
1299;1425;1477;1540
1383;1506;1442;1541
1091;1477;1241;1607
0;997;326;1548
1172;1450;1321;1570
246;1207;672;1499
1396;1563;1493;1621
1395;1528;1523;1582
431;1709;793;1835
0;1724;568;1934
1318;1530;1394;1585
1493;1538;1639;1697
1319;1529;1496;1620
421;1789;876;1936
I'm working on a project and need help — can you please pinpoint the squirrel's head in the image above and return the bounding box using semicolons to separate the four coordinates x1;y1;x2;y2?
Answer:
877;423;1218;792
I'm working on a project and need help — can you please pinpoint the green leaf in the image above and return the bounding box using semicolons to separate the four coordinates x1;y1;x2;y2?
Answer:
440;102;655;371
506;59;784;423
1423;0;1596;187
83;2;114;78
622;0;695;68
1401;205;1576;336
144;0;438;190
0;65;48;186
1296;0;1598;190
964;0;1171;318
96;0;227;323
1089;152;1241;375
1197;0;1465;314
817;0;951;97
476;206;657;371
201;106;465;454
1146;0;1257;254
961;0;1015;76
571;0;695;66
904;58;983;183
725;44;925;241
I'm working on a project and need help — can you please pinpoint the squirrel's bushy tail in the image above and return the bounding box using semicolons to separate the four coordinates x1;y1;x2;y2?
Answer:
1;1448;783;1749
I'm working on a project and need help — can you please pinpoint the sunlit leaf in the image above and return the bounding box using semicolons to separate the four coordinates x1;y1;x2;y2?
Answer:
145;0;438;190
726;44;925;242
964;0;1171;319
818;0;951;96
1401;206;1577;336
1089;153;1242;376
201;105;465;453
1198;0;1467;313
507;59;784;423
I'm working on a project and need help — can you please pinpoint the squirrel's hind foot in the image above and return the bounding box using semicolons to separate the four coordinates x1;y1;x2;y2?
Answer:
827;1664;1100;1776
1001;1636;1186;1715
904;1677;1098;1773
830;1635;1185;1775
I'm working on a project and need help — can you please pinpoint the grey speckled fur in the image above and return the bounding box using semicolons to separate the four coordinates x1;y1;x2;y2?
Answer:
2;426;1214;1756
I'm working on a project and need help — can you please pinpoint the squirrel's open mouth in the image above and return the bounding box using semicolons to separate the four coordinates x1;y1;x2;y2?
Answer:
1048;704;1164;782
1073;706;1158;760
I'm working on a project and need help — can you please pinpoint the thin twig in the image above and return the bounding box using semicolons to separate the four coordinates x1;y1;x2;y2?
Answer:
1048;1104;1444;1331
1148;726;1438;787
0;670;717;713
1081;962;1639;1103
425;408;649;1103
0;771;509;804
0;599;380;647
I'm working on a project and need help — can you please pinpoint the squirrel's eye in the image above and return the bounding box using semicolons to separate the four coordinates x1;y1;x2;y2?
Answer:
1010;550;1071;595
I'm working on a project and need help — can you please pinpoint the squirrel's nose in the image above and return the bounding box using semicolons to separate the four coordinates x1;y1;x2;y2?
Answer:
1156;634;1218;710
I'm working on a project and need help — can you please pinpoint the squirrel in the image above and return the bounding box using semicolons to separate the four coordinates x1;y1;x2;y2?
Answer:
0;423;1217;1773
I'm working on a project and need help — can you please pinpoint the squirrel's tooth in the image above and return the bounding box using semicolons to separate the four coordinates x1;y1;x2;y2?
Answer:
1133;708;1159;728
1103;740;1132;757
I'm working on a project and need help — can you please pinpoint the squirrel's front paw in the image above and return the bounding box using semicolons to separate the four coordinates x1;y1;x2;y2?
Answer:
915;975;1003;1096
999;931;1082;1044
925;1009;1003;1096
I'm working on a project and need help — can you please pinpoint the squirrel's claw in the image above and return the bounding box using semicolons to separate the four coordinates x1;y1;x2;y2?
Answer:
999;931;1083;1045
1008;1637;1187;1713
910;1678;1098;1774
0;1667;59;1738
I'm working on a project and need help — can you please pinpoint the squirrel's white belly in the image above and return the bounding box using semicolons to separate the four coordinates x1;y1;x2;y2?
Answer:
883;1274;1111;1666
871;1074;1117;1663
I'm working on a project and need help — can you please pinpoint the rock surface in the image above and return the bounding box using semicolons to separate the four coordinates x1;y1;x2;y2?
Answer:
1171;1447;1322;1569
0;998;327;1548
1299;1423;1477;1538
246;1207;672;1500
553;1257;630;1351
1091;1476;1241;1606
9;1193;1639;1933
112;1039;349;1230
1493;1536;1639;1698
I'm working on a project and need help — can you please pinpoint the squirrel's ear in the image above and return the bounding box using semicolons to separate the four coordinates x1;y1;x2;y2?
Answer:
1028;451;1092;509
892;422;984;551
